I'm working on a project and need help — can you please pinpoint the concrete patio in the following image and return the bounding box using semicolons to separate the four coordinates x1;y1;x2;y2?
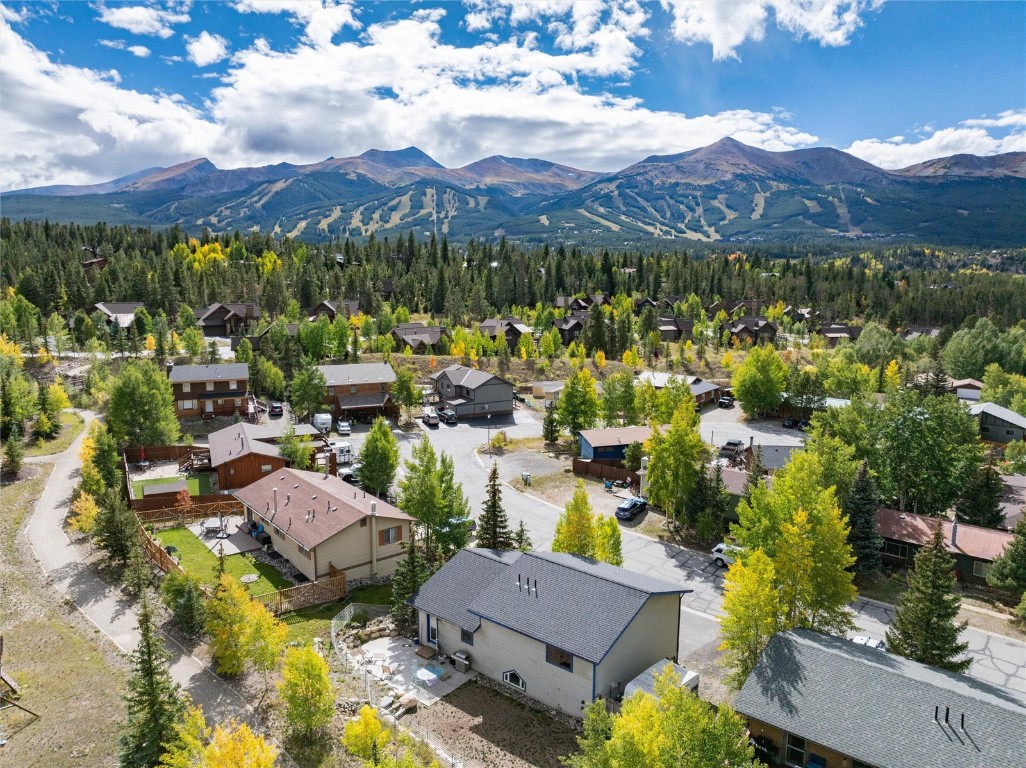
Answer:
355;636;477;708
184;515;261;555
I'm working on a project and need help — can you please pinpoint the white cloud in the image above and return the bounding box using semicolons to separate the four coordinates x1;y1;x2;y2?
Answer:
100;39;152;58
845;112;1026;168
96;4;190;38
661;0;880;60
234;1;360;47
186;31;229;66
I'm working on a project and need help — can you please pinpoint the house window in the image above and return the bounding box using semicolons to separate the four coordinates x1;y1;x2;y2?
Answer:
973;561;992;578
502;670;526;691
261;464;272;473
229;380;237;389
379;526;400;545
206;381;214;391
360;518;367;527
784;734;806;766
182;383;191;393
545;644;573;671
217;399;224;406
460;629;474;646
328;386;334;396
883;541;908;559
852;761;876;768
234;399;241;407
350;385;357;394
1007;429;1016;437
428;621;438;642
298;545;311;559
981;425;990;434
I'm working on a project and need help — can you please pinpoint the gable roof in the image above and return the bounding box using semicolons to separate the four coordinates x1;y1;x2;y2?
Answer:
317;362;396;386
207;421;320;467
168;363;249;384
969;401;1026;430
578;425;655;449
467;551;685;663
233;468;413;550
429;363;505;390
413;548;522;632
93;302;146;327
875;507;1013;562
736;629;1026;768
392;323;447;348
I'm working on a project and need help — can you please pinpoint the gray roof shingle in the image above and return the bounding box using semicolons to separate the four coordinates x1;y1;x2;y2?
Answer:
168;363;249;384
318;363;396;386
429;364;505;391
416;550;685;663
736;629;1026;768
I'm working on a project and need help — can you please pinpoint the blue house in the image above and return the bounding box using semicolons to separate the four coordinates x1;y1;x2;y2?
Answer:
578;425;655;462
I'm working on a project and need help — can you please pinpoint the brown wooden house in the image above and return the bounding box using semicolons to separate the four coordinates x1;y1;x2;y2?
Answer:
169;363;251;419
317;362;397;420
720;316;777;346
193;303;260;336
208;421;329;490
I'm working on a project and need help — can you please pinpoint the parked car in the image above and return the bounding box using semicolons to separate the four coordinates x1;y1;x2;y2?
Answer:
312;412;332;433
782;416;798;429
439;408;458;424
615;497;647;521
336;419;352;435
338;462;362;484
718;439;745;460
421;408;439;426
797;418;811;431
711;542;743;568
269;402;284;417
717;395;735;408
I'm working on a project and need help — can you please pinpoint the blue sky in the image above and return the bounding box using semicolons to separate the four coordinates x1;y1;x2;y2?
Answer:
0;1;1023;191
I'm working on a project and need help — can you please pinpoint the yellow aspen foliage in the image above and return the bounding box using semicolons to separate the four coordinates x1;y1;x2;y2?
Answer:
278;645;334;735
70;492;100;535
621;349;640;367
883;359;902;393
343;705;392;760
204;574;253;676
203;720;278;768
47;381;72;411
721;351;734;370
594;349;606;369
159;705;209;768
0;333;23;366
169;331;181;355
36;345;51;365
145;334;156;352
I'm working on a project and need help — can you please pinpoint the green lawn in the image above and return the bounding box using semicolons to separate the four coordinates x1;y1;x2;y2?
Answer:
279;583;393;646
155;526;291;595
24;411;86;457
133;472;212;498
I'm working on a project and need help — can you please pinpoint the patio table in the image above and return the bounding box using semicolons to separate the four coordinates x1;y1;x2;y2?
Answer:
201;517;223;536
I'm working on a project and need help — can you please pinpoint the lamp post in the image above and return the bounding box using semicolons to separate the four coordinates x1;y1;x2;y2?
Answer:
486;413;492;454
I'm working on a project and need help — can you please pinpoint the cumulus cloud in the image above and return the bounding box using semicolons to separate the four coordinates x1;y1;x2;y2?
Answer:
845;112;1026;168
662;0;880;60
186;31;229;66
234;0;360;47
100;39;152;58
96;4;190;38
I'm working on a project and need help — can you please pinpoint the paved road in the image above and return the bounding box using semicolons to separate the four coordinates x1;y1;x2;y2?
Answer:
23;410;255;725
395;406;1026;699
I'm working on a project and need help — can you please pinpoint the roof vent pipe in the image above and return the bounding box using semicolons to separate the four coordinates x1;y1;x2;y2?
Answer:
273;488;278;514
371;502;377;516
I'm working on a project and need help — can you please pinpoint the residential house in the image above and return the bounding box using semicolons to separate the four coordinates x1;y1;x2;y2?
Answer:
900;325;943;342
578;425;655;463
736;629;1024;768
310;299;361;320
703;300;723;317
231;321;298;352
208;420;327;490
532;379;603;408
193;302;260;337
724;299;763;317
392;322;449;354
92;301;146;329
633;371;723;407
317;363;397;420
590;292;612;308
999;475;1025;531
951;378;984;401
556;314;586;346
969;401;1026;444
413;548;687;717
633;297;658;315
741;443;799;473
479;317;532;350
555;296;592;313
718;465;773;522
234;468;414;582
720;316;777;346
876;507;1013;584
818;322;862;347
168;363;251;420
430;364;514;419
656;316;695;343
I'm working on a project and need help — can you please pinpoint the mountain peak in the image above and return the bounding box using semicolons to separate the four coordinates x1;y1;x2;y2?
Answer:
357;147;442;169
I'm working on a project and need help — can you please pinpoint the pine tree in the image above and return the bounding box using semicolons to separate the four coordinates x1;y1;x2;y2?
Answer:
512;520;533;552
94;490;139;566
846;462;883;575
885;523;971;673
119;594;184;768
3;426;24;476
742;446;766;502
987;517;1026;594
954;462;1005;528
390;532;431;632
542;406;560;444
478;462;514;549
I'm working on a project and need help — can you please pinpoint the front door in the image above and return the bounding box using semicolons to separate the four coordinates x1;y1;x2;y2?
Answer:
204;400;213;414
427;615;437;645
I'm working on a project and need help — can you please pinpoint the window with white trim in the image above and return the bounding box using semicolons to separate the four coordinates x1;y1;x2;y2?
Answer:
206;381;214;391
973;560;992;578
784;734;806;767
883;541;908;559
182;382;191;393
229;380;237;389
502;670;525;691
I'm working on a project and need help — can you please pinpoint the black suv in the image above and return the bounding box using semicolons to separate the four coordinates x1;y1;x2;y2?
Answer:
439;409;458;424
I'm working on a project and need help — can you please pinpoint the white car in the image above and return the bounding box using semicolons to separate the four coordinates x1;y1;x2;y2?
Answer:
336;419;352;436
711;542;742;568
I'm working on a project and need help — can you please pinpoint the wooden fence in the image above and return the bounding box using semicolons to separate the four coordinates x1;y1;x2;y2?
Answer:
253;575;348;616
572;458;639;486
137;519;186;576
135;499;244;528
124;445;197;463
131;494;234;513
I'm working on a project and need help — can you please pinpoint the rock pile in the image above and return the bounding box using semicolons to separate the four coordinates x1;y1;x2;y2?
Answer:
336;615;400;649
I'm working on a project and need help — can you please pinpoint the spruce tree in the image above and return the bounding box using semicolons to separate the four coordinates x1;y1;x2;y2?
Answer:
987;516;1026;594
390;531;431;633
119;594;184;768
954;462;1005;528
846;462;883;575
478;462;514;549
3;426;24;476
743;446;766;502
512;520;533;552
94;490;139;566
542;407;560;444
885;523;971;673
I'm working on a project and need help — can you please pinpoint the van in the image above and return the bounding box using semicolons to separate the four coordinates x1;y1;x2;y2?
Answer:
421;408;439;426
311;413;332;433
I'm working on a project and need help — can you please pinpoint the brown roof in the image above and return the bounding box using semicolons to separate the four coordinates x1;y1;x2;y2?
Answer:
578;425;658;449
875;507;1013;562
233;468;414;550
208;422;289;467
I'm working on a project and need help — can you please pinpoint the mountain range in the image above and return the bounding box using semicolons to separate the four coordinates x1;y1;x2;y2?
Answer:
3;138;1024;247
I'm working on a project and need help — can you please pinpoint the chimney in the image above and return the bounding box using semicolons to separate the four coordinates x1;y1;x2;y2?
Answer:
370;502;378;575
371;501;377;516
951;517;958;548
